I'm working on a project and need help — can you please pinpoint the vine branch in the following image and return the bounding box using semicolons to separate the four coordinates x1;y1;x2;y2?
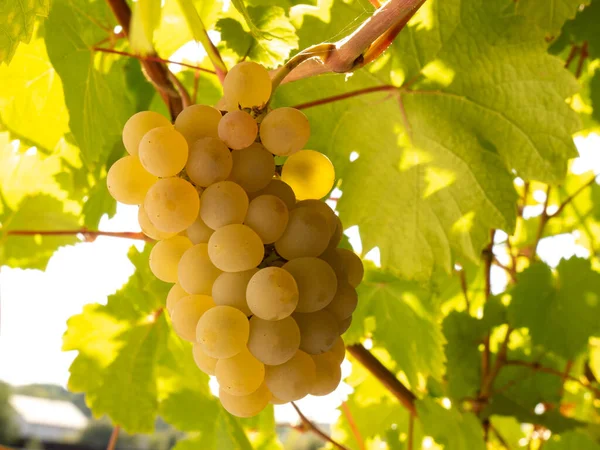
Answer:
106;425;120;450
291;402;349;450
4;229;150;242
293;85;399;110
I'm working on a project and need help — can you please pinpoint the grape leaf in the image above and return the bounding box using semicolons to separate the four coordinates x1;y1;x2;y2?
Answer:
0;0;50;64
550;0;600;59
515;0;588;35
545;431;600;450
591;70;600;124
130;0;162;55
172;412;253;450
238;407;282;450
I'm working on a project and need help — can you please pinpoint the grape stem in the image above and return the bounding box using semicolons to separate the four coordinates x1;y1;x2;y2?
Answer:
291;402;350;450
4;229;151;242
106;425;120;450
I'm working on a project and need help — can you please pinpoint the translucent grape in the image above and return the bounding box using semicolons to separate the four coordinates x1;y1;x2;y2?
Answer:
259;107;310;156
186;212;214;244
246;267;299;320
171;294;215;342
192;342;218;375
216;348;265;396
264;350;316;402
144;177;200;233
138;126;188;177
107;156;157;205
200;181;249;230
178;244;223;295
186;137;233;187
338;248;365;287
149;235;193;282
319;247;347;281
212;269;257;316
215;96;231;112
218;110;258;150
174;104;221;144
282;257;337;313
310;353;342;396
330;336;346;365
166;283;189;314
219;382;271;418
339;316;352;335
222;61;272;109
325;281;358;322
196;305;249;358
295;199;337;236
281;150;335;200
138;205;176;241
270;395;287;405
294;310;339;355
245;195;289;244
248;316;300;365
274;207;330;260
208;224;264;272
122;111;171;156
251;179;296;210
228;143;275;192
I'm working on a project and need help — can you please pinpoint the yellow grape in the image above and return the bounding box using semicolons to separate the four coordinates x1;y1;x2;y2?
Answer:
216;348;265;396
326;215;343;250
166;283;189;314
171;294;215;342
178;244;222;295
248;316;300;365
339;316;352;335
138;205;176;241
330;336;346;365
325;281;358;322
274;206;330;260
219;382;271;418
282;257;337;313
138;126;188;177
222;61;272;109
200;181;249;230
196;305;249;358
149;235;193;282
259;107;310;156
174;104;221;144
186;212;214;244
212;269;258;316
228;143;275;193
295;199;337;236
270;395;287;405
246;267;299;320
245;195;289;244
281;150;335;200
186;137;233;187
208;224;264;272
294;310;339;355
215;96;231;112
251;179;296;210
107;155;157;205
144;177;200;233
218;110;258;150
192;343;218;375
264;350;316;402
310;352;342;396
122;111;171;156
319;247;347;280
338;248;365;287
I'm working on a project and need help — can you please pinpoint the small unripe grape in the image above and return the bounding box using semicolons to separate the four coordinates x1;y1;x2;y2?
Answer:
208;224;264;272
107;156;157;205
138;205;176;241
246;267;299;320
218;110;258;150
149;235;193;283
251;179;296;210
171;294;215;341
138;126;188;177
281;150;335;200
259;107;310;156
200;181;249;230
186;137;233;187
228;143;275;193
175;104;221;144
144;177;200;233
245;195;289;244
122;111;171;156
223;61;272;109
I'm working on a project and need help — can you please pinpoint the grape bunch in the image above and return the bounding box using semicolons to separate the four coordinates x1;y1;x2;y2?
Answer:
107;61;364;418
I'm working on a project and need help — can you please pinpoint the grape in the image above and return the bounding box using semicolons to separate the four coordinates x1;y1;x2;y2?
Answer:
218;110;258;150
264;350;316;402
282;257;337;313
295;199;337;236
200;181;249;230
138;205;176;241
174;104;221;144
192;343;218;375
186;137;233;187
310;353;342;396
208;224;264;272
122;111;171;156
274;207;330;260
166;283;189;314
212;269;257;316
245;195;289;244
325;281;358;322
259;107;310;156
338;248;365;287
178;244;223;295
216;348;265;396
171;294;215;342
219;382;271;418
138;126;188;177
149;235;193;282
215;96;231;112
293;310;339;355
196;305;249;358
339;316;352;334
144;177;200;233
107;156;157;205
319;247;347;281
186;212;214;244
248;316;300;365
228;143;275;193
270;395;287;405
246;267;299;320
326;215;343;250
222;61;272;109
281;150;335;200
330;336;346;365
251;179;296;210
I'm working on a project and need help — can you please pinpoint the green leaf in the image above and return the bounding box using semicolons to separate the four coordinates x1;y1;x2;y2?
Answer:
515;0;588;35
171;411;253;450
130;0;163;55
0;0;50;64
591;70;600;125
545;431;600;450
550;1;600;59
508;259;600;359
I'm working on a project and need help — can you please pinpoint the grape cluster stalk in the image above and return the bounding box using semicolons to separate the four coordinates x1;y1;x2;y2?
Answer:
107;61;364;418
